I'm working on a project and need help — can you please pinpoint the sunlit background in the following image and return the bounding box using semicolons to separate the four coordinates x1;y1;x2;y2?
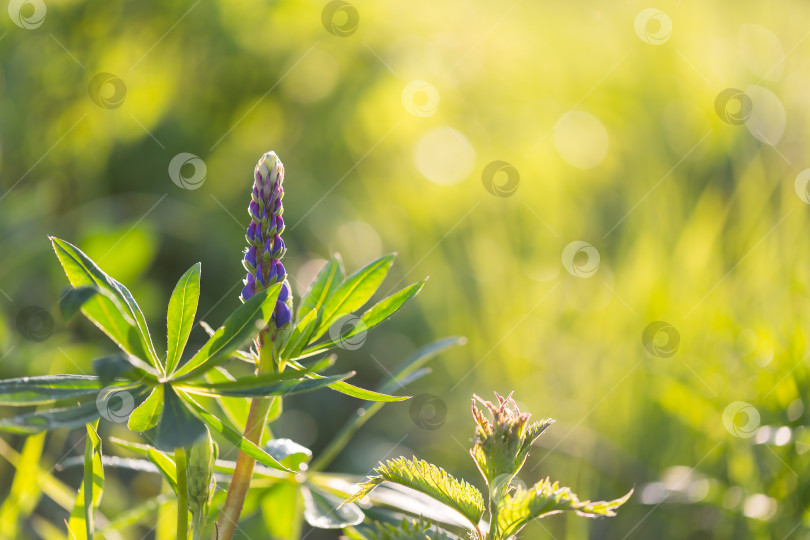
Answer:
2;0;810;538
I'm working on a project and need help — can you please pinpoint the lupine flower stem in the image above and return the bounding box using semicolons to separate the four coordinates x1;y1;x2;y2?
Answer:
175;447;189;539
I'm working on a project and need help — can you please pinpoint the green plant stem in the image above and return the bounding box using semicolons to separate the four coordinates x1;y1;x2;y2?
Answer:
176;447;189;540
214;338;278;540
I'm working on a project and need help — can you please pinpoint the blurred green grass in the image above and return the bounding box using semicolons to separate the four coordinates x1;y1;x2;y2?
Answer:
2;0;810;538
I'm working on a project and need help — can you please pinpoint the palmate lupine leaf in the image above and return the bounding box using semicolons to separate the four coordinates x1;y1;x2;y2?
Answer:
178;371;352;398
493;478;633;538
303;279;427;355
165;263;201;375
51;237;161;371
311;254;395;341
342;457;485;529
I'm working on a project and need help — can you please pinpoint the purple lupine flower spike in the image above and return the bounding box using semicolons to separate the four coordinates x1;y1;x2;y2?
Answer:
240;151;294;334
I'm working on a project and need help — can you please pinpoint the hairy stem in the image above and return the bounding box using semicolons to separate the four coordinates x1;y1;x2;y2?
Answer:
176;447;189;540
214;338;277;540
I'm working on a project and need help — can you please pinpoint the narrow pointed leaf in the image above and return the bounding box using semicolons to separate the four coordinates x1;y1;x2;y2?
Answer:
165;263;201;374
67;421;103;540
298;256;343;324
171;284;281;381
59;286;106;321
128;386;163;432
51;237;160;370
179;391;293;473
305;279;426;354
0;375;101;406
146;448;178;492
311;255;395;341
178;371;352;398
0;400;103;434
92;354;158;386
282;309;318;361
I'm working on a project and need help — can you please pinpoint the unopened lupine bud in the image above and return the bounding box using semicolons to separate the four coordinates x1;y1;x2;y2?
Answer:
241;151;294;333
187;426;216;529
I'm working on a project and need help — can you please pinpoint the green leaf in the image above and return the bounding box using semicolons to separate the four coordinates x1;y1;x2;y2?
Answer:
67;421;103;540
303;484;364;529
493;479;633;538
0;375;101;406
0;433;47;537
311;255;395;341
287;360;407;403
150;385;206;451
170;284;281;381
146;448;178;492
178;371;352;398
342;457;485;529
349;518;452;540
261;481;304;540
166;263;201;375
59;286;107;321
282;309;318;361
298;256;343;324
128;386;164;432
0;400;103;434
264;438;312;471
92;354;159;386
51;237;160;370
179;391;293;473
304;279;427;354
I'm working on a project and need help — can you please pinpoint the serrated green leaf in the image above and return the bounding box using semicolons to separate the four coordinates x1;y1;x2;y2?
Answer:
493;478;632;538
128;385;163;432
304;279;426;354
67;421;103;540
298;256;343;324
150;385;206;451
0;375;101;406
178;391;293;473
51;237;160;370
342;457;485;529
350;517;452;540
303;484;364;529
170;284;281;381
311;255;394;341
166;263;201;374
282;309;318;361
